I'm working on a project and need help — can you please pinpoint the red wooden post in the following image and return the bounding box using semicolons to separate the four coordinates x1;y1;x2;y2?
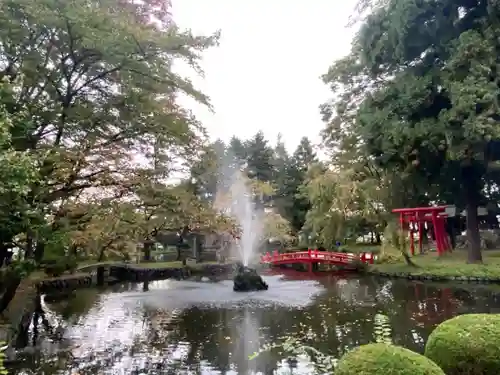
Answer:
431;211;443;255
393;206;448;256
440;217;451;252
418;214;424;254
437;218;444;252
409;218;415;256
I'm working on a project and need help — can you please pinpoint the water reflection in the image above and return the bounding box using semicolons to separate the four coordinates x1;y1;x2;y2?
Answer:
11;271;500;374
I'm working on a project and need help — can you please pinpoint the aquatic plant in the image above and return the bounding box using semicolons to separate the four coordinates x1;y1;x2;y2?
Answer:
0;342;7;375
374;313;393;345
248;313;393;373
248;334;337;374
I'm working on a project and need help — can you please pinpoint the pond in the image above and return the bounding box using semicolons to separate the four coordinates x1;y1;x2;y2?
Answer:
10;269;500;374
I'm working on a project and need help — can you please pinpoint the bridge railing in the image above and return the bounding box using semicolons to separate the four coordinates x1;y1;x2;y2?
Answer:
260;249;375;265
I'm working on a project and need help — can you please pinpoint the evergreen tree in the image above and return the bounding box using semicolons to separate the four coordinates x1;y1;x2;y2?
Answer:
288;137;318;232
320;0;500;262
227;136;247;167
190;139;226;201
271;134;294;221
292;137;317;171
245;131;275;182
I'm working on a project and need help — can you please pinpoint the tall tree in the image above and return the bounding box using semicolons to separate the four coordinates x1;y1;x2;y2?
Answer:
288;137;318;232
271;134;294;220
227;136;247;166
190;139;226;201
0;92;38;265
0;0;217;245
321;0;500;262
0;0;219;312
245;131;275;183
292;137;317;171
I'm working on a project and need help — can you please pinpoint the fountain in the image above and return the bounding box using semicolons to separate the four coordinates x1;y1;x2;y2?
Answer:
216;161;268;292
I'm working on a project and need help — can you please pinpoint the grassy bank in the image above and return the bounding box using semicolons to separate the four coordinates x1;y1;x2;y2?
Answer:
372;250;500;279
134;260;220;269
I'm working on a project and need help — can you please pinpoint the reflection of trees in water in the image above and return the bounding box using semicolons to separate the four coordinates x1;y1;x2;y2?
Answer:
45;289;101;322
13;278;500;375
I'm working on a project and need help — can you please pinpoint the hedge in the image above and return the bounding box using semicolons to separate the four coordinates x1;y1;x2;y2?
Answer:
425;314;500;375
335;343;445;375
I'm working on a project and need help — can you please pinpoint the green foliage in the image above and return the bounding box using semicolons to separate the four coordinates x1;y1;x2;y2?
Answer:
425;314;500;375
189;133;319;241
248;335;337;374
248;313;393;373
379;222;406;263
8;259;37;278
0;104;38;196
301;164;388;248
0;342;7;375
245;131;275;183
0;0;222;285
335;343;445;375
373;313;392;344
321;0;500;262
43;257;77;277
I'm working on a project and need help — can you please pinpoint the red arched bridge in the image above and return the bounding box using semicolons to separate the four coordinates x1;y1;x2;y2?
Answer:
260;249;375;272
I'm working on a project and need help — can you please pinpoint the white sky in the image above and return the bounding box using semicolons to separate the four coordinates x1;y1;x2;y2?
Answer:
172;0;357;152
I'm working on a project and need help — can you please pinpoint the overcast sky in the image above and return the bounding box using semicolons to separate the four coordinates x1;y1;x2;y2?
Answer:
172;0;357;152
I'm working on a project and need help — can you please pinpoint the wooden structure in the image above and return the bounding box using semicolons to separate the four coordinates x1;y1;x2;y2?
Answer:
260;249;375;272
392;206;452;256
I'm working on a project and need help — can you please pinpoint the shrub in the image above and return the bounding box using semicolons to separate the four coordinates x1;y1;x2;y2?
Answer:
425;314;500;375
335;343;445;375
350;258;368;272
378;223;406;263
43;256;78;277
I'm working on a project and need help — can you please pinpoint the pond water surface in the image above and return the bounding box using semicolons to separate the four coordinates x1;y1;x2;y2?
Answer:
10;269;500;375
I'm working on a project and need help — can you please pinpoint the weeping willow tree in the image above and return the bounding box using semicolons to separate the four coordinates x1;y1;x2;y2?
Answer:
262;211;293;244
301;162;393;248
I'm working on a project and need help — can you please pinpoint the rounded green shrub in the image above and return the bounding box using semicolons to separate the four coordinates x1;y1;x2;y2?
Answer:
425;314;500;375
335;343;445;375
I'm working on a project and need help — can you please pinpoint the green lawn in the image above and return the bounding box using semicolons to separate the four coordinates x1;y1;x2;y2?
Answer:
372;250;500;278
134;260;220;269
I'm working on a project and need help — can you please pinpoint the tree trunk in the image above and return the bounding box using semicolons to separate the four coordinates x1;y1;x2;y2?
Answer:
402;252;419;267
0;275;21;314
143;241;153;262
97;246;106;262
445;217;457;250
375;232;381;245
195;236;203;263
25;228;34;259
465;197;482;263
487;210;499;229
34;241;45;262
462;162;483;263
0;243;8;268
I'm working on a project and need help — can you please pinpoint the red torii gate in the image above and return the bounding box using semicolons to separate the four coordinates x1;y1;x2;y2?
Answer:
392;206;452;256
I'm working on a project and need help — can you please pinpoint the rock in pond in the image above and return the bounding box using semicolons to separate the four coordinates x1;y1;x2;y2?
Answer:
233;263;268;292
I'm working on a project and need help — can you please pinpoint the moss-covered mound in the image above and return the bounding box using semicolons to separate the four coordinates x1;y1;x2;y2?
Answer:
425;314;500;375
335;343;445;375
